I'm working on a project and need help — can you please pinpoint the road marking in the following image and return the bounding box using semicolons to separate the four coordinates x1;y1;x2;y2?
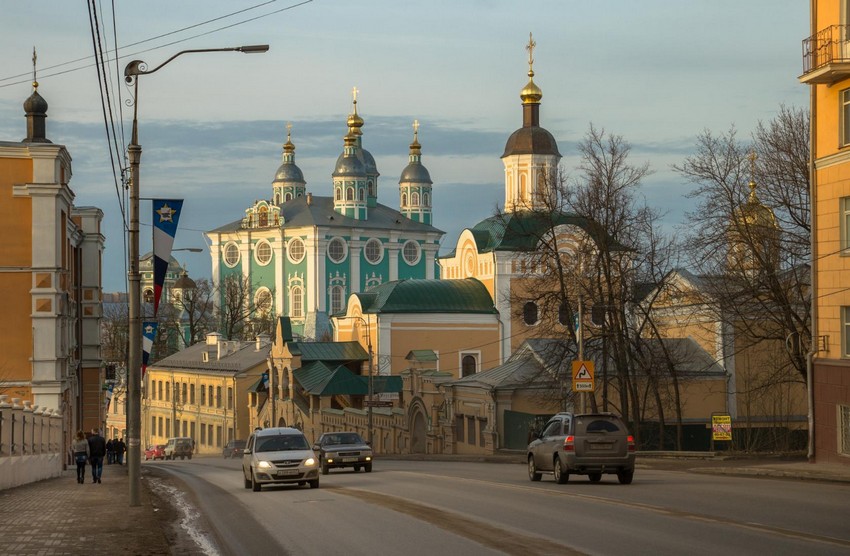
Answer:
384;471;850;550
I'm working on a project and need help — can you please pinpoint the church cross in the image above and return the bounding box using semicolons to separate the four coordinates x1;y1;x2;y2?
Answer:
526;33;536;73
32;46;38;89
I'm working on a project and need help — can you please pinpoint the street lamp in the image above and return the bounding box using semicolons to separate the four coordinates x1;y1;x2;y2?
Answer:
124;44;268;507
334;315;374;446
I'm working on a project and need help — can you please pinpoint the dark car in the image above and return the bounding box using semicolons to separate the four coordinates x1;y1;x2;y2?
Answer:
527;412;635;484
223;439;246;459
313;432;372;474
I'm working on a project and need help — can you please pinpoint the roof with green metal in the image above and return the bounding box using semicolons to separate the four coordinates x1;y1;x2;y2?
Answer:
292;361;402;395
353;278;497;314
406;349;439;362
290;341;368;362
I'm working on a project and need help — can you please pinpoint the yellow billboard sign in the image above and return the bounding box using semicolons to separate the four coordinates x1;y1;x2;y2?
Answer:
711;414;732;441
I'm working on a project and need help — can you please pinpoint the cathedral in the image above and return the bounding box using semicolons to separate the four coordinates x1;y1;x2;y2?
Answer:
205;93;443;339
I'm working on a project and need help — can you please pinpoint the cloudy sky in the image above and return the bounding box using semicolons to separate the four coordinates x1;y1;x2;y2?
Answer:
0;1;808;292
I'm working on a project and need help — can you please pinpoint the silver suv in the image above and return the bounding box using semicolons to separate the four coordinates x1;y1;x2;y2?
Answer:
527;412;635;484
242;427;319;491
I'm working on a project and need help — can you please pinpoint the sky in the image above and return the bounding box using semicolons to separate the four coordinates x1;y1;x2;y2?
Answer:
0;1;809;293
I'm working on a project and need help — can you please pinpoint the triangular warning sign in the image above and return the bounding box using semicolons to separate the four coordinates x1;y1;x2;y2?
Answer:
575;364;592;380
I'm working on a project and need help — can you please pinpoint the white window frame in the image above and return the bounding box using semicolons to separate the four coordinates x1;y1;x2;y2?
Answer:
327;237;348;264
329;285;345;315
287;237;306;264
254;240;273;266
364;238;384;265
402;240;421;266
223;242;240;268
842;89;850;148
843;306;850;358
254;287;273;316
459;350;481;379
841;197;850;255
290;285;303;318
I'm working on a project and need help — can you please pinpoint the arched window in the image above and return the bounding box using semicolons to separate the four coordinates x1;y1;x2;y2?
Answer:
411;192;420;206
358;188;365;201
258;206;268;227
368;181;375;196
520;174;527;200
143;289;154;304
335;188;341;201
461;355;477;377
423;192;430;207
290;286;303;318
401;193;407;207
523;301;538;325
284;192;292;202
330;285;344;315
346;187;354;201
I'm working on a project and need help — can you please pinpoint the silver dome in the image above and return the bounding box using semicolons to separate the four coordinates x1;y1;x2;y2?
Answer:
273;162;305;184
333;152;366;177
399;163;432;184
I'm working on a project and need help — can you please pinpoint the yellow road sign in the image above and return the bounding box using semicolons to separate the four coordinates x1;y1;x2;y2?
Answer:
572;360;595;392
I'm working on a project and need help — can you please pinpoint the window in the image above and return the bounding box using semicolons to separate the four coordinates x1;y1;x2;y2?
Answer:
402;240;420;265
461;354;477;377
523;301;538;325
217;426;222;447
467;416;476;446
182;383;187;403
368;181;375;196
224;243;240;267
327;237;347;263
843;89;850;147
841;198;850;254
208;386;213;407
287;238;305;263
166;419;171;438
158;417;163;437
840;405;850;456
456;415;464;443
359;188;365;201
143;289;154;304
165;383;170;402
201;423;206;444
330;285;345;315
364;238;383;264
844;307;850;358
190;384;195;405
479;419;487;448
411;192;420;206
227;387;233;410
346;187;354;201
284;192;292;202
291;286;303;318
255;241;272;265
255;288;273;315
335;188;341;201
216;386;222;408
401;193;407;207
200;385;206;406
424;192;430;207
542;420;561;437
258;206;268;227
158;381;163;400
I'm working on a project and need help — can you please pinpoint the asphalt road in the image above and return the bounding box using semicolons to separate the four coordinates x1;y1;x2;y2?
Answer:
148;457;850;556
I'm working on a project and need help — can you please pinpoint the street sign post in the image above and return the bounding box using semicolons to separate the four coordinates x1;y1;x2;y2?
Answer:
572;360;595;392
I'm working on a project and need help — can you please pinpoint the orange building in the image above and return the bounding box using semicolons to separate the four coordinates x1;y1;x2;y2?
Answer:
800;0;850;464
0;80;104;453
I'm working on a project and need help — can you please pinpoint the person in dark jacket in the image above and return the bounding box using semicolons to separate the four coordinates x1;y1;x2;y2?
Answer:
87;428;107;483
115;437;126;465
105;438;114;465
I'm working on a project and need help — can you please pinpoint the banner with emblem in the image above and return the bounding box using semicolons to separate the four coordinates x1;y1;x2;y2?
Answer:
104;382;114;412
151;199;183;315
142;321;158;378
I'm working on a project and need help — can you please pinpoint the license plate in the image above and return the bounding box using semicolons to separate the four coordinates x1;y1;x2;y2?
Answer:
342;457;358;462
589;443;611;450
277;469;299;476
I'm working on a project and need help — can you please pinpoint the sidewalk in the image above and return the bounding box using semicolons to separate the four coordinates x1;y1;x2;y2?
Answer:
0;463;171;555
0;455;847;555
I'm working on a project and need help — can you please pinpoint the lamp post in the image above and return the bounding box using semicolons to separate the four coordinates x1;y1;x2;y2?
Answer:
335;315;374;445
124;44;268;507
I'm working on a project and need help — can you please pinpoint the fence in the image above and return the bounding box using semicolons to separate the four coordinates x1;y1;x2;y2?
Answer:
0;395;64;490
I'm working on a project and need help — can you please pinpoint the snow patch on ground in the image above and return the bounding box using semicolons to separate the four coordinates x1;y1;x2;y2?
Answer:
148;477;220;555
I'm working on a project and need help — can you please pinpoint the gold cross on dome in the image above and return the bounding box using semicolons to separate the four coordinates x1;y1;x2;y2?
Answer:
747;150;758;192
526;32;536;71
413;119;419;139
32;46;38;89
286;121;292;140
352;86;359;103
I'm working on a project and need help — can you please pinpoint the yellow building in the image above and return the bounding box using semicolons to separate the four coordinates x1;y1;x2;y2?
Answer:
143;333;269;455
800;0;850;464
0;78;104;455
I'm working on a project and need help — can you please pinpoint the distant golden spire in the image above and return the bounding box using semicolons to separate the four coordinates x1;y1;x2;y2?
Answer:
520;33;542;105
32;46;38;90
747;150;758;198
347;86;364;135
283;121;295;153
410;119;421;154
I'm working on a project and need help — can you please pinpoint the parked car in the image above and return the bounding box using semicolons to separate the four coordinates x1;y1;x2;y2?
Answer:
144;444;165;461
222;439;246;459
312;431;372;475
164;437;194;460
242;427;319;491
527;412;635;484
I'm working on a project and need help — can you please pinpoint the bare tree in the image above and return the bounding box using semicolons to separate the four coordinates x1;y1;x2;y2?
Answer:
170;277;215;348
216;274;276;340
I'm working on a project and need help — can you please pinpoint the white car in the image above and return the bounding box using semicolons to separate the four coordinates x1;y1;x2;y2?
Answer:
242;427;319;491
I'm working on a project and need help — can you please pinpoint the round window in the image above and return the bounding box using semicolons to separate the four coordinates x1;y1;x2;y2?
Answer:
255;241;272;265
288;238;306;263
364;238;383;264
255;288;273;314
327;237;347;263
402;240;420;265
224;243;240;268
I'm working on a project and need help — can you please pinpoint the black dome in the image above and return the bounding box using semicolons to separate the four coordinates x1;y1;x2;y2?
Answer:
501;126;561;158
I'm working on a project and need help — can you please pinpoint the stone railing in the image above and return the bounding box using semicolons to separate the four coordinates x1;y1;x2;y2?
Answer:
0;395;64;490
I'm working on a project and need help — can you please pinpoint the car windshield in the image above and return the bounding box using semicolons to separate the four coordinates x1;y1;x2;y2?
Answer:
256;435;309;452
324;433;364;445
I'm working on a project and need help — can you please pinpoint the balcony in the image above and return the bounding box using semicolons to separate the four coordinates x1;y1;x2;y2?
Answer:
801;25;850;85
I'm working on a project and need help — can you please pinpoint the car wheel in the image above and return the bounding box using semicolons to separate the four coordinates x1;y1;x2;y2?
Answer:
309;478;319;489
188;455;192;460
144;454;148;461
181;456;185;460
364;462;372;473
251;470;262;492
528;456;542;482
321;459;329;475
553;456;569;484
354;465;361;472
298;481;305;486
243;472;251;489
617;470;634;485
589;473;602;483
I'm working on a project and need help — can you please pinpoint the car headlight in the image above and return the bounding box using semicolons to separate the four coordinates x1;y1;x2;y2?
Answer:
304;457;316;466
257;460;273;469
365;456;371;461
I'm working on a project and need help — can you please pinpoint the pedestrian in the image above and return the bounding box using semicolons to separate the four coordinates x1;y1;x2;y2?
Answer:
106;438;114;465
70;430;90;484
116;437;126;465
88;428;106;483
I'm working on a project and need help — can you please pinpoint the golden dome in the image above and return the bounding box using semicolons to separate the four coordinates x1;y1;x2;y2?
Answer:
739;181;777;228
347;86;364;135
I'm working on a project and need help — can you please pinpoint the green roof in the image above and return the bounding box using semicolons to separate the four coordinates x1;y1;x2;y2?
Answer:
371;375;403;393
353;278;497;314
292;361;402;395
406;350;439;362
439;211;626;256
290;341;368;362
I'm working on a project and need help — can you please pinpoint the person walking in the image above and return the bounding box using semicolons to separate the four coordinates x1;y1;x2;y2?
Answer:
70;431;90;484
105;438;114;465
115;437;126;465
88;428;107;483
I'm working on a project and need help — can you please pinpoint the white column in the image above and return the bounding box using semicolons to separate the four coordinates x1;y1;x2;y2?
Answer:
274;234;285;315
350;241;362;294
388;243;399;282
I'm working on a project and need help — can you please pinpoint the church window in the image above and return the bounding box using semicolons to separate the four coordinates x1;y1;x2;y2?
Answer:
255;287;273;316
523;301;538;325
287;238;306;264
520;174;527;200
364;238;383;264
368;181;375;196
359;188;365;201
424;192;430;207
255;241;272;266
411;192;420;206
402;240;420;265
327;237;347;263
285;192;292;202
335;188;341;201
401;193;407;207
224;243;240;268
461;354;477;377
290;286;303;318
346;187;354;201
330;285;345;315
258;206;269;227
143;289;154;304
